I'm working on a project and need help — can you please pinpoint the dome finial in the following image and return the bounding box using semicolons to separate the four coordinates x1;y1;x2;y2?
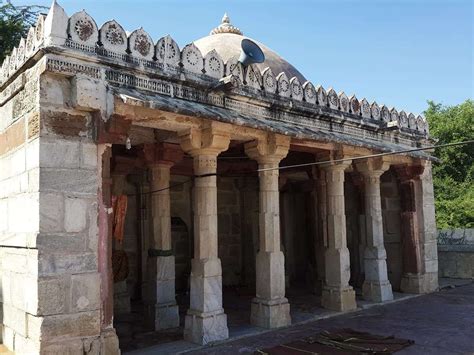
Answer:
222;13;230;24
210;12;243;36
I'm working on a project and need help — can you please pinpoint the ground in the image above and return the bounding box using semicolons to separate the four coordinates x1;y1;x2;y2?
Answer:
193;283;474;355
129;281;474;354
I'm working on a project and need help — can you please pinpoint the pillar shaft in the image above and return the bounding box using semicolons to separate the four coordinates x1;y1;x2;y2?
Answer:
358;163;393;302
321;162;357;312
149;162;179;330
245;134;291;329
179;124;230;345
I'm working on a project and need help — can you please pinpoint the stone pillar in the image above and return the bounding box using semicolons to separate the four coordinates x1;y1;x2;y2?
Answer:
143;143;183;330
320;158;357;312
178;123;231;344
395;163;438;293
356;158;393;302
245;134;291;329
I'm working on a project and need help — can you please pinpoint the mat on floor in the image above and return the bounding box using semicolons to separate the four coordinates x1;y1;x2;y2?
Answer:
255;328;414;354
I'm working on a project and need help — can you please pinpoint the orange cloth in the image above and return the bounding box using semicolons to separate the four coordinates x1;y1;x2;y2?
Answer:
112;195;128;244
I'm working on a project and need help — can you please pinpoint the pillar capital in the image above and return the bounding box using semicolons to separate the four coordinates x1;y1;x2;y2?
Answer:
244;133;290;165
178;122;231;157
317;150;352;171
355;157;391;177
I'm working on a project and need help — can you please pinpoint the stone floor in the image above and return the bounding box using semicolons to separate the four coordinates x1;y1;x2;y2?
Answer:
126;279;474;354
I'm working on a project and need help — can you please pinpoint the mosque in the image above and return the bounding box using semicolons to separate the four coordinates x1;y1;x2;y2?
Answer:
0;2;438;353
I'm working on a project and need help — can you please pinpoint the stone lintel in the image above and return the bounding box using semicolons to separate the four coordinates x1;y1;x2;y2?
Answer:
141;142;183;167
394;164;425;182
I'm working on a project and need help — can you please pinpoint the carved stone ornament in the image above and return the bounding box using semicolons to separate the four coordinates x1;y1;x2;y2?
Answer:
371;102;381;120
245;64;262;90
408;113;416;130
327;88;338;109
25;27;35;58
156;35;180;67
262;67;277;94
339;92;349;112
381;105;390;122
225;57;244;82
8;48;17;75
204;49;224;79
361;98;371;119
68;11;98;46
390;107;399;123
303;81;316;104
210;13;243;36
290;77;303;101
100;20;127;53
316;85;327;106
16;38;26;68
181;43;204;74
349;95;360;115
416;115;425;133
276;72;290;98
399;111;408;128
128;28;154;60
34;14;45;48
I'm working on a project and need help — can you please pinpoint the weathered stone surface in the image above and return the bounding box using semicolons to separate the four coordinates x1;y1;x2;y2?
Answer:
184;312;228;345
70;273;100;312
64;197;88;232
251;298;291;329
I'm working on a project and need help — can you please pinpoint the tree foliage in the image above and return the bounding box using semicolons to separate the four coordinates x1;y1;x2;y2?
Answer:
0;0;46;62
425;100;474;228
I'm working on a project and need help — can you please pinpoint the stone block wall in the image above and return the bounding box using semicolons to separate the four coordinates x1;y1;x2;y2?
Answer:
217;177;243;286
0;64;117;353
381;170;403;291
438;245;474;279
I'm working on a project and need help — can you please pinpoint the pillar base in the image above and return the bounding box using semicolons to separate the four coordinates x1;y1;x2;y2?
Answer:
401;272;438;294
155;303;180;330
250;297;291;329
321;286;357;312
362;280;393;302
184;311;229;345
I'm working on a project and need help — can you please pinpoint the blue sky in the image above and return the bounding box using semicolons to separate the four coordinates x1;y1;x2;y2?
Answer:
15;0;473;114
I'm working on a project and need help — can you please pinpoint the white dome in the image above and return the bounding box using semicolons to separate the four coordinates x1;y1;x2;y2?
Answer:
193;14;306;83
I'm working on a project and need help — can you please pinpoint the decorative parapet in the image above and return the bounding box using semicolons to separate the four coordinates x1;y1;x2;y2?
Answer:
0;1;430;140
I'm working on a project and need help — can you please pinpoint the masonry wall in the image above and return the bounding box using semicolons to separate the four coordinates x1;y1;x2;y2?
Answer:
0;65;114;353
0;63;41;351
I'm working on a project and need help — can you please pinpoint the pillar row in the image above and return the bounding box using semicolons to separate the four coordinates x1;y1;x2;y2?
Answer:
179;124;231;345
245;134;291;329
320;160;357;312
356;158;393;302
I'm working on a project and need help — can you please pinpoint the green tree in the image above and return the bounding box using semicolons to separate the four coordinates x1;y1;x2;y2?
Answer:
0;0;46;62
425;100;474;228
